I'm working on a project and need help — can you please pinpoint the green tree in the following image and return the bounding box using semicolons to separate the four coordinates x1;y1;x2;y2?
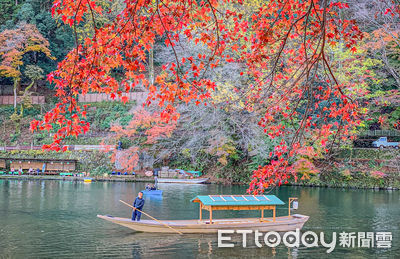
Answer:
0;0;18;26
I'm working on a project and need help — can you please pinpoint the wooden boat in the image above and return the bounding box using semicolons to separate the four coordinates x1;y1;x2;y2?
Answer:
157;178;209;184
98;195;309;234
141;189;163;195
97;214;308;233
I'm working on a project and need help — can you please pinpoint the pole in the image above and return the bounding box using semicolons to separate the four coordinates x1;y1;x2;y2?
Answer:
273;206;276;222
209;207;213;224
199;203;202;221
119;200;183;235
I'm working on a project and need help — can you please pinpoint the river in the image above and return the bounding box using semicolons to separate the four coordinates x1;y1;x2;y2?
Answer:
0;180;398;258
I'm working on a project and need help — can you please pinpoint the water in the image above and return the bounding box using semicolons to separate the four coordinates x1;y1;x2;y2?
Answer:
0;180;398;258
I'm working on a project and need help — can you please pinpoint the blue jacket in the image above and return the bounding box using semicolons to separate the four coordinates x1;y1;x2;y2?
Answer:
133;197;145;210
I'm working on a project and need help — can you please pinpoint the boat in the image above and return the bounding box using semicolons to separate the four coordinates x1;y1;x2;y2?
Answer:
83;177;93;183
97;195;309;234
141;189;163;195
157;178;209;184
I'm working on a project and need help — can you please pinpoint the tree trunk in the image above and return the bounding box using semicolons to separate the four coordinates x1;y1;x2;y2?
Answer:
13;79;18;109
17;78;21;93
149;47;154;85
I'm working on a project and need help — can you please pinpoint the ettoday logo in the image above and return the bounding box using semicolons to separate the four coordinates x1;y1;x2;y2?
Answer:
218;229;392;253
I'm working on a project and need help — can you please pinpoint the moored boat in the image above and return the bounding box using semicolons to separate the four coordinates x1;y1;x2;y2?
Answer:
98;195;309;234
141;189;163;195
83;177;93;183
157;178;209;184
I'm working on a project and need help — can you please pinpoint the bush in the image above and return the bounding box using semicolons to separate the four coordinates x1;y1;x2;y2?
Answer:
119;114;133;126
85;102;133;131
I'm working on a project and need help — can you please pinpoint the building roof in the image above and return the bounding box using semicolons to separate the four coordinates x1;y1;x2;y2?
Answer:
191;195;285;206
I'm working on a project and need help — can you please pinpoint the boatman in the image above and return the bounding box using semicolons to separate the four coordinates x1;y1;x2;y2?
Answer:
132;191;145;221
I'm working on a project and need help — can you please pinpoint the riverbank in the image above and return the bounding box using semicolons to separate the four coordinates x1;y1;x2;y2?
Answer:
289;170;400;190
287;182;400;190
1;174;399;190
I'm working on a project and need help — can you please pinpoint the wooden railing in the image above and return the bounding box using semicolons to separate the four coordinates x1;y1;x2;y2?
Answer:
78;92;148;103
0;92;149;105
0;145;115;151
0;96;45;105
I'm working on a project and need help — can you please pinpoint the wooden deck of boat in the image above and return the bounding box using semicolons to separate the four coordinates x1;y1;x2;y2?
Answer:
157;178;209;184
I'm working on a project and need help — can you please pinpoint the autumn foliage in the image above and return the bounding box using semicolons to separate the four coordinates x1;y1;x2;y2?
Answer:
110;108;177;171
0;23;54;80
31;0;374;193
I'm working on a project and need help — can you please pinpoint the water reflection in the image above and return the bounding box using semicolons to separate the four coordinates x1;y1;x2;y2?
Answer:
0;180;398;258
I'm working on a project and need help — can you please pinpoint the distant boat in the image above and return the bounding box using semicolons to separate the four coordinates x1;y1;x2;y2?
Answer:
83;178;93;183
141;189;163;195
157;178;209;184
98;194;309;234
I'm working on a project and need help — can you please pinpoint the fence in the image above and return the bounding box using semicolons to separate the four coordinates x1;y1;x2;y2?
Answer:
0;145;115;151
0;92;149;105
359;130;400;137
0;96;45;105
78;92;148;103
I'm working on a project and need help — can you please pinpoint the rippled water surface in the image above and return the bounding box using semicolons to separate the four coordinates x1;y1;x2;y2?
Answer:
0;180;398;258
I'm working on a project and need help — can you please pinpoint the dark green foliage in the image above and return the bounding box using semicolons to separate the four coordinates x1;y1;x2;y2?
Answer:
119;114;134;126
10;132;21;143
85;102;133;131
0;0;18;26
167;151;211;172
21;105;41;117
0;106;15;123
118;137;134;149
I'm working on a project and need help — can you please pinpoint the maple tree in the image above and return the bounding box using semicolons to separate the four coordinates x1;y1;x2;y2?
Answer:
110;108;177;171
31;0;367;193
0;23;54;109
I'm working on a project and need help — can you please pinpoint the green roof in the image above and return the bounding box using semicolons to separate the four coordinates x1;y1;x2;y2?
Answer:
191;195;285;206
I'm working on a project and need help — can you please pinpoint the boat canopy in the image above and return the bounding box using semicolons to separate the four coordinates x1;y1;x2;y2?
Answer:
191;195;285;224
191;195;285;206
